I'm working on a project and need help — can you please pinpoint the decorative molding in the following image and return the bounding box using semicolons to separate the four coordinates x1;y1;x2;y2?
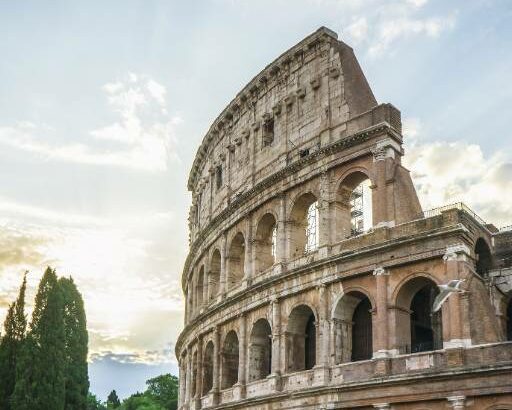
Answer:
443;244;471;262
373;266;389;276
447;395;466;409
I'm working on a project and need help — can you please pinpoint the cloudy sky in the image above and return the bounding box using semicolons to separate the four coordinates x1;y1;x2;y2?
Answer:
0;0;511;401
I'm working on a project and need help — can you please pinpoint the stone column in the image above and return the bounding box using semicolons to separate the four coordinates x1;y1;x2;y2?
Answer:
371;139;400;228
442;244;471;349
447;396;466;409
211;327;220;405
318;171;331;256
269;297;282;391
179;359;186;408
219;233;227;299
319;285;330;366
234;314;247;400
276;193;287;264
313;284;331;386
186;352;193;405
373;267;391;357
244;216;253;286
195;338;203;408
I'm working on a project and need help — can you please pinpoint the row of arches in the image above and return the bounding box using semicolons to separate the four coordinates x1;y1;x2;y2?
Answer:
188;171;374;318
189;276;443;398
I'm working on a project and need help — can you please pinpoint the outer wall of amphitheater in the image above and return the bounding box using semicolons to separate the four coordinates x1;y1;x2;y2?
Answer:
176;27;512;410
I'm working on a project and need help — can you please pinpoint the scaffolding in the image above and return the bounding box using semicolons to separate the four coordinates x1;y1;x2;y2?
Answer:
350;184;364;235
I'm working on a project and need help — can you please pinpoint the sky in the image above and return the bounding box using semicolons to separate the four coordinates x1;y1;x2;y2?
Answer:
0;0;511;401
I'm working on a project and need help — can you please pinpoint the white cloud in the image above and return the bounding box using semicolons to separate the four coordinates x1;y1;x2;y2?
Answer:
406;0;428;7
338;1;457;57
403;119;512;227
345;17;369;44
369;14;456;56
0;74;181;172
0;199;184;366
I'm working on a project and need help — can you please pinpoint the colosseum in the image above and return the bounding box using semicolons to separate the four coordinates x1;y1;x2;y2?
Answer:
176;27;512;409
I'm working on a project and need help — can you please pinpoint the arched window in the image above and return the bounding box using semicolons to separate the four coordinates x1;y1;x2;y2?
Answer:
196;266;205;309
351;296;373;361
475;238;492;277
286;305;316;372
221;331;239;389
248;319;272;381
255;214;277;272
305;201;319;253
290;193;319;258
350;179;373;235
209;249;221;301
395;277;443;354
336;171;373;240
227;233;245;290
202;341;214;395
332;291;373;363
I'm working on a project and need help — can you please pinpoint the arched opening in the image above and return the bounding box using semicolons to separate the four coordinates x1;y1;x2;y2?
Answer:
335;171;373;240
255;213;278;272
506;297;512;341
196;266;205;309
290;193;319;258
475;238;492;277
395;277;443;354
286;305;316;372
202;341;214;395
227;233;245;290
332;291;373;363
221;331;239;389
209;249;221;301
248;319;272;381
351;297;373;361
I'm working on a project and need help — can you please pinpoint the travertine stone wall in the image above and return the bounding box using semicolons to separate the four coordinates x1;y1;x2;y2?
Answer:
177;27;512;410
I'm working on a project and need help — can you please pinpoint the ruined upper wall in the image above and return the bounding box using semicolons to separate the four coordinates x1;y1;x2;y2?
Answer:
187;27;401;242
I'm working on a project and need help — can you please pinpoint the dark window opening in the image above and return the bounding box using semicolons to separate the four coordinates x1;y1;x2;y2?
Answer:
305;314;316;370
351;297;372;361
215;166;223;191
475;238;492;278
299;148;309;158
262;117;274;147
410;285;442;353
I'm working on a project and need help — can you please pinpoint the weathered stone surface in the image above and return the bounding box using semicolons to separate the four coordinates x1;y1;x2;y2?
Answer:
177;27;512;410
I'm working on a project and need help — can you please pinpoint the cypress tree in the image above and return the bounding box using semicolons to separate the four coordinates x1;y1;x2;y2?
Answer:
106;390;121;409
60;276;89;410
12;267;66;410
0;272;27;409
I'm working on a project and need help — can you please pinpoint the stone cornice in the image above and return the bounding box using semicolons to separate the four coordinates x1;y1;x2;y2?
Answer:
188;26;339;191
182;122;397;288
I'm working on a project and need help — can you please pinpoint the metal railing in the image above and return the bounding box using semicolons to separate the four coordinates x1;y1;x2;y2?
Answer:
420;202;487;226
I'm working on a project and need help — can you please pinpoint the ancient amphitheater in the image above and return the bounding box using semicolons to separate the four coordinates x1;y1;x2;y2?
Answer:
176;27;512;409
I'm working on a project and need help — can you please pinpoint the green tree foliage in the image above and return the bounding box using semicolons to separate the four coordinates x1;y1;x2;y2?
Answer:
116;373;179;410
145;374;178;410
107;390;121;409
12;267;66;410
0;273;27;409
87;393;107;410
60;277;89;410
121;393;163;410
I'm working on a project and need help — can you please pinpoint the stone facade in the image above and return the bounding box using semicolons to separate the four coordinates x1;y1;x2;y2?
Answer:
176;27;512;409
